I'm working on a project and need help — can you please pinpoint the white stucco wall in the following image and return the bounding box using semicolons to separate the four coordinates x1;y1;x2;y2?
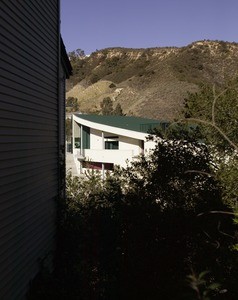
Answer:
90;128;103;149
144;139;156;153
119;135;142;156
83;149;134;166
72;115;157;173
90;128;143;156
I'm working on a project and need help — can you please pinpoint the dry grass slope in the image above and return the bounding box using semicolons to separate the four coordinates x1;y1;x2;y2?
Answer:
67;40;238;120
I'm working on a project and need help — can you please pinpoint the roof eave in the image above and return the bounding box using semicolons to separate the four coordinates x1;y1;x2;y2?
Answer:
61;37;72;78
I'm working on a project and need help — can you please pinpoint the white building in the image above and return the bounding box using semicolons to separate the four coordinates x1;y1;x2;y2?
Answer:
71;114;168;175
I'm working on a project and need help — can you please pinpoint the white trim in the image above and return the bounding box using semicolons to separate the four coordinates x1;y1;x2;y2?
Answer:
72;115;149;140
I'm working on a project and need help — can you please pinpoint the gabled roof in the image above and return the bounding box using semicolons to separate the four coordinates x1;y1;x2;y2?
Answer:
74;114;168;133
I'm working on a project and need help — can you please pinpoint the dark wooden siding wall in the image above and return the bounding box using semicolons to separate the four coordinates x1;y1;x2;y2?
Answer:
59;63;66;199
0;0;60;299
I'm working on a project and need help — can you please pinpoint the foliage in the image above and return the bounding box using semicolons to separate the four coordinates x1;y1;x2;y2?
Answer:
100;97;124;115
152;122;203;142
68;48;85;61
66;96;80;112
183;81;238;210
187;271;221;300
182;81;238;295
65;118;72;142
184;81;238;152
28;138;237;300
215;157;238;207
100;97;114;115
113;103;124;116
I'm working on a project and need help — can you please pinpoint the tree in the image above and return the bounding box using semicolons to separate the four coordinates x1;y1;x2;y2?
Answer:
65;118;72;142
183;81;238;207
113;103;124;116
62;138;236;299
100;98;124;116
68;48;85;62
28;138;237;299
100;97;114;115
66;97;80;112
182;81;238;281
114;140;234;299
184;81;238;152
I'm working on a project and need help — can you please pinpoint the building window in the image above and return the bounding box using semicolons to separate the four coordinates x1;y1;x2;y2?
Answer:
105;140;119;149
82;161;114;170
75;137;80;148
82;126;90;149
104;136;119;149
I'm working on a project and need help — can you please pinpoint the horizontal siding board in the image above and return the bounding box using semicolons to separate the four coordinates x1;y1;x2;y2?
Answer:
0;84;57;115
0;203;56;248
0;76;57;102
0;28;56;75
59;64;66;144
0;113;57;126
0;128;57;137
20;0;58;36
0;135;57;143
28;0;58;33
0;0;61;298
0;6;57;66
0;130;56;141
0;181;58;203
0;176;57;201
2;2;57;60
29;0;58;23
0;157;56;171
0;142;57;152
0;229;55;279
0;98;57;118
0;46;57;84
44;0;58;12
0;119;57;132
0;160;57;183
0;229;55;295
0;60;57;93
0;152;57;170
0;195;56;243
0;24;56;68
0;148;57;160
0;191;56;231
0;230;55;293
4;0;58;43
0;174;57;190
0;177;58;210
23;6;58;52
0;32;57;77
0;162;57;180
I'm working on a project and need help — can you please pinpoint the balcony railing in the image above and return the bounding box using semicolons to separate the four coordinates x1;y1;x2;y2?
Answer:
76;149;140;167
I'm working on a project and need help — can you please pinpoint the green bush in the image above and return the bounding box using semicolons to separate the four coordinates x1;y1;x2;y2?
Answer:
28;139;237;300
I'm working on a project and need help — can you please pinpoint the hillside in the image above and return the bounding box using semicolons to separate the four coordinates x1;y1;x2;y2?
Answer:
66;40;238;120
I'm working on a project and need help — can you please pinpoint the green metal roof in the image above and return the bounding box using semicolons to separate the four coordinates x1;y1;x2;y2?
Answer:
75;114;169;133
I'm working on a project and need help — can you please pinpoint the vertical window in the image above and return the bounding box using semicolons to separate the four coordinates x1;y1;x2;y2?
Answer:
105;141;119;149
82;126;90;149
104;136;119;149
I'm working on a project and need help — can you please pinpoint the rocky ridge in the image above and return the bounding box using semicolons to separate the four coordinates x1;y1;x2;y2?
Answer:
67;40;238;120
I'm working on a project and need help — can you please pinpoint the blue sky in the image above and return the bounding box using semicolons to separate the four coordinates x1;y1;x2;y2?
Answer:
61;0;238;54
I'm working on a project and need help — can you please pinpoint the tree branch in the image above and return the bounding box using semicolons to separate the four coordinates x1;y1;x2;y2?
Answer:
211;85;229;125
184;170;214;177
180;118;238;152
197;210;237;217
